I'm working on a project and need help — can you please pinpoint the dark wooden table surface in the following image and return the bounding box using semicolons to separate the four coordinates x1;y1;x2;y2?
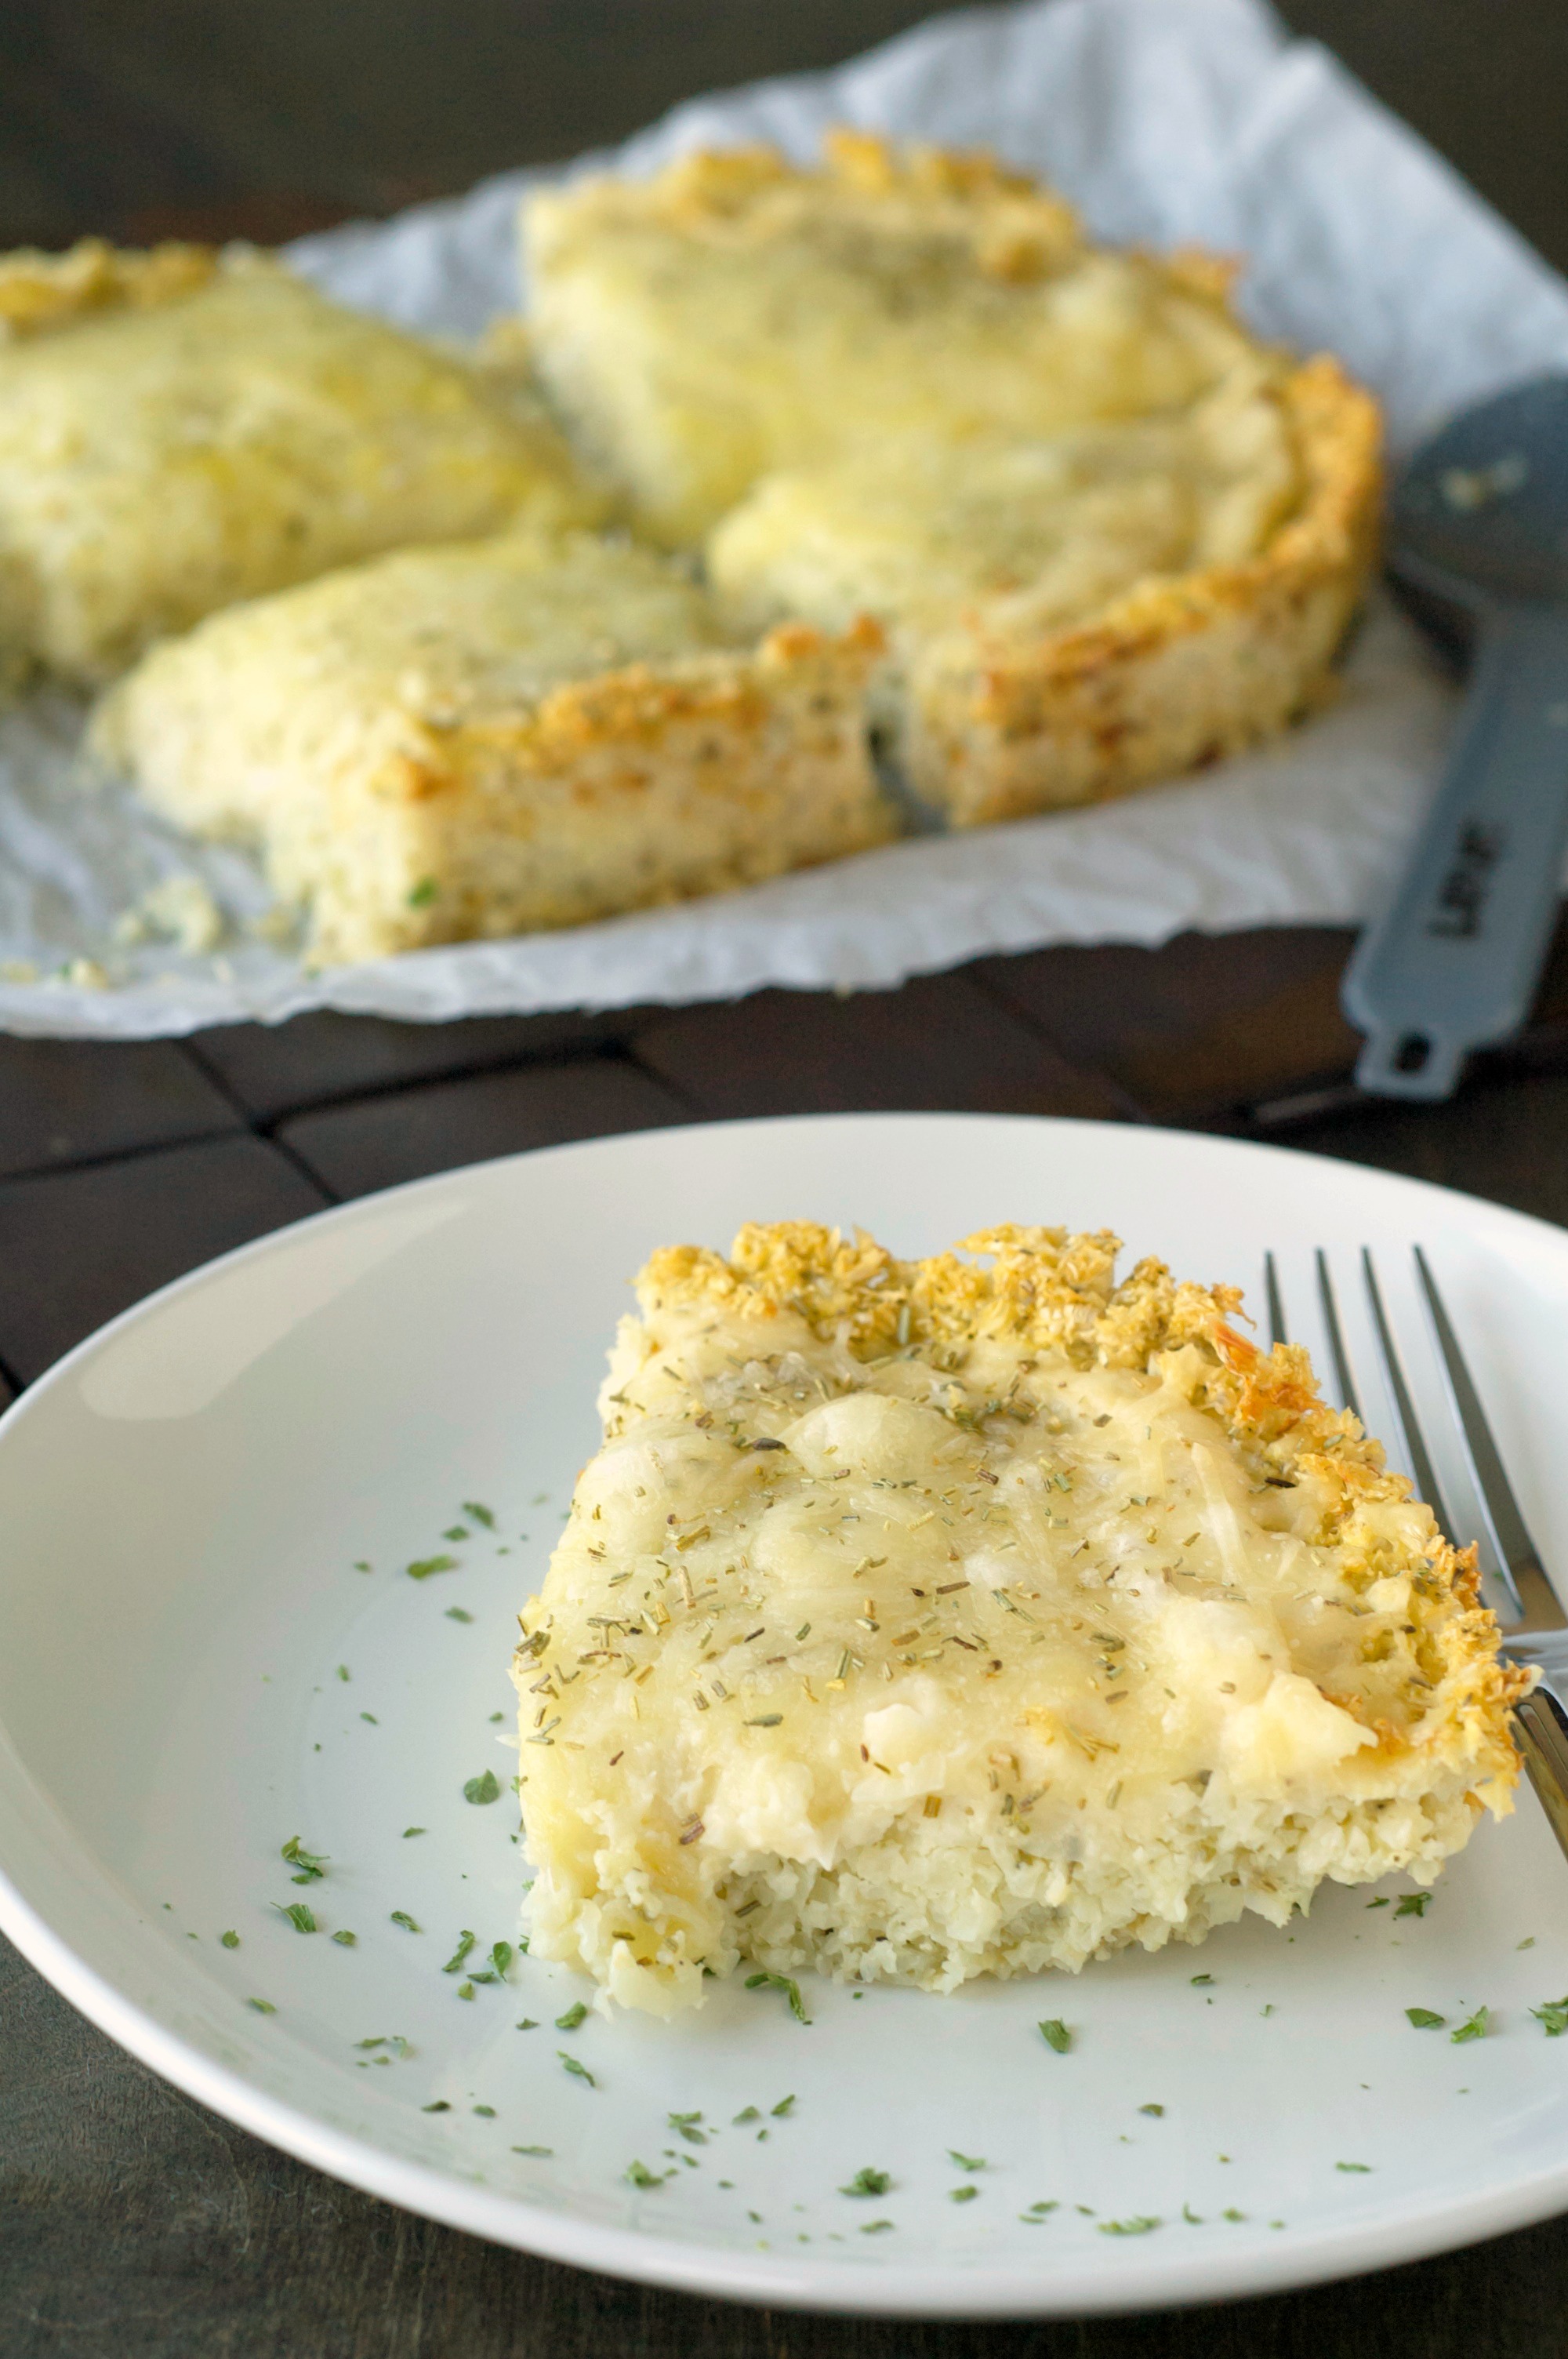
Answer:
5;5;1568;2353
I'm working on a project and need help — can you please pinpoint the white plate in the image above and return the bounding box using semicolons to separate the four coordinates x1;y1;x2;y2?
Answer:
2;1114;1567;2318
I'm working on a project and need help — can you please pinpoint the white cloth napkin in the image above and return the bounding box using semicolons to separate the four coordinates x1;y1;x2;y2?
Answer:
4;0;1567;1039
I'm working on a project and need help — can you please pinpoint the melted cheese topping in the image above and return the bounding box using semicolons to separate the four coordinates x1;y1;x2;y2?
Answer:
525;140;1272;544
0;259;595;681
516;1225;1512;2016
707;366;1302;642
92;529;731;819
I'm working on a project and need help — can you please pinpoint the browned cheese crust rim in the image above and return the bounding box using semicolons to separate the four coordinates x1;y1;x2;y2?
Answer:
908;354;1385;823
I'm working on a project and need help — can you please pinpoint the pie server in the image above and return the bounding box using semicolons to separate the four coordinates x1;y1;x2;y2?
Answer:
1341;374;1568;1099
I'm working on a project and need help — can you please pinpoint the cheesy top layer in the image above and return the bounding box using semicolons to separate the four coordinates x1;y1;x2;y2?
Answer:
517;1226;1514;2008
707;365;1302;642
524;135;1273;543
0;257;594;678
96;528;732;754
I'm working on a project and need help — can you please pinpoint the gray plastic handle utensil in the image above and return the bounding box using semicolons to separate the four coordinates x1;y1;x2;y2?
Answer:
1342;376;1568;1100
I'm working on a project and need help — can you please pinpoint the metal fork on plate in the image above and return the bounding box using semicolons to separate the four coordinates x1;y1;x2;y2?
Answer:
1263;1245;1568;1860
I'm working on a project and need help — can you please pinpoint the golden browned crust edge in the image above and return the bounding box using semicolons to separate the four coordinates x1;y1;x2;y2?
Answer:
532;128;1082;283
906;353;1385;823
0;237;220;340
372;612;886;801
636;1220;1529;1783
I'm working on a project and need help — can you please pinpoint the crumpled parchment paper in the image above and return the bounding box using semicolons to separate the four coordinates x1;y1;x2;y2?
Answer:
5;0;1567;1038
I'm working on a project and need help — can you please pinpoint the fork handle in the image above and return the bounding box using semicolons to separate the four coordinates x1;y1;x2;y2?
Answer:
1515;1685;1568;1864
1341;602;1568;1100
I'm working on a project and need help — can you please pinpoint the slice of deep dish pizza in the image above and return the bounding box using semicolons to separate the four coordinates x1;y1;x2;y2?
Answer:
513;1223;1526;2016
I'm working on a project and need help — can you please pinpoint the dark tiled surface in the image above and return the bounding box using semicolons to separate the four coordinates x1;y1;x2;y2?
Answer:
187;1007;638;1125
632;972;1129;1122
0;1133;328;1381
0;1031;241;1181
1287;1069;1568;1230
281;1051;688;1198
976;929;1362;1126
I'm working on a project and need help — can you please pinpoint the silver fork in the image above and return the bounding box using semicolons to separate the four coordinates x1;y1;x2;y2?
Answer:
1265;1245;1568;1862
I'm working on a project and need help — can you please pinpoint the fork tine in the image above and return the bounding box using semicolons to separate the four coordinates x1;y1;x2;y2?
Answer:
1413;1247;1566;1633
1313;1249;1363;1424
1358;1248;1461;1553
1264;1251;1287;1350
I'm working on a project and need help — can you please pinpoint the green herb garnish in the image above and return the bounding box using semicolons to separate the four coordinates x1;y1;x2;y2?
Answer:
463;1770;502;1805
745;1715;782;1728
406;1554;459;1581
1406;2007;1446;2030
421;2100;450;2114
555;2002;588;2031
859;2219;894;2234
473;2104;495;2117
443;1526;469;1542
390;1910;422;1933
745;1970;810;2023
733;2106;760;2124
407;878;438;908
840;2168;891;2197
220;1930;239;1949
1099;2216;1160;2236
1395;1892;1432;1918
512;2143;552;2156
1531;1995;1568;2036
1335;2161;1372;2173
1138;2103;1165;2117
445;1608;474;1623
441;1931;476;1974
355;2036;412;2056
1038;2019;1072;2054
1451;2008;1490;2044
950;2186;979;2204
273;1901;318;1934
245;1997;276;2014
668;2110;706;2144
948;2149;985;2171
332;1929;358;1947
280;1836;327;1884
558;2052;596;2086
403;1827;426;1838
491;1941;514;1976
1189;1973;1215;1986
1366;1897;1389;1909
771;2095;796;2117
626;2161;666;2187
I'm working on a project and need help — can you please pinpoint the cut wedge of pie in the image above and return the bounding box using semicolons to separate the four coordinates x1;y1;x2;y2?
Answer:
515;1222;1523;2016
